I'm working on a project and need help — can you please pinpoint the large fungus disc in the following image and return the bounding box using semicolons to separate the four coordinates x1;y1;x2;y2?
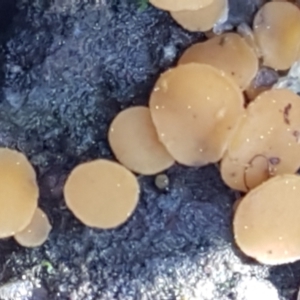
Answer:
253;2;300;70
221;89;300;192
170;0;227;32
64;159;140;229
234;174;300;265
149;63;244;167
0;148;38;238
178;33;258;90
149;0;213;11
108;106;174;175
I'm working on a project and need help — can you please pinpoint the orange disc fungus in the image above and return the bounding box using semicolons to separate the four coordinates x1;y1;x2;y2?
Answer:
0;148;38;238
14;208;51;248
149;0;213;11
149;63;244;167
221;89;300;192
64;159;140;229
108;106;174;175
170;0;227;32
178;33;258;90
237;23;262;58
234;174;300;265
253;1;300;70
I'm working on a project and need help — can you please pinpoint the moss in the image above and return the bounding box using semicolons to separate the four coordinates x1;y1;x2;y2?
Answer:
138;0;148;11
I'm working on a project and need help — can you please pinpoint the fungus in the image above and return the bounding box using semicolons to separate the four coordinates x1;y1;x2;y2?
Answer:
233;198;242;213
178;33;258;90
155;174;169;190
221;89;300;192
149;0;213;12
234;174;300;265
64;159;139;229
253;1;300;70
0;148;38;238
108;106;174;175
170;0;227;32
237;23;262;58
14;208;51;248
149;63;244;167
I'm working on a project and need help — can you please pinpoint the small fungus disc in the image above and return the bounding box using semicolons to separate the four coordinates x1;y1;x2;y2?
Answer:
221;89;300;192
64;159;140;229
178;33;258;90
155;174;169;190
170;0;226;32
0;148;38;238
234;174;300;265
14;208;51;248
108;106;174;175
253;2;300;70
149;63;244;167
149;0;213;11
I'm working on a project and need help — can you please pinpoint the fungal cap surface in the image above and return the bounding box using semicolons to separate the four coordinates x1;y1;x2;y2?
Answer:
237;23;262;58
234;174;300;265
0;148;38;238
170;0;227;32
178;33;258;90
253;2;300;70
149;63;244;167
221;89;300;192
149;0;213;11
14;208;51;247
108;106;174;175
64;159;140;229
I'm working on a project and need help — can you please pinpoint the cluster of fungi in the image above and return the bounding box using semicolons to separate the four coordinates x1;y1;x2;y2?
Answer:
2;0;300;266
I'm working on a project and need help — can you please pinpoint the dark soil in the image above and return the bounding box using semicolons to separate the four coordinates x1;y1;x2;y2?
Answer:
0;0;299;299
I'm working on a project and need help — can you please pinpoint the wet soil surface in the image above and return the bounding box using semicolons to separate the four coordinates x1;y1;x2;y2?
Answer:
0;0;299;299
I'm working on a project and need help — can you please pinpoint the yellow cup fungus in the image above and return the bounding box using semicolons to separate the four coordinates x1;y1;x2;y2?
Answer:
64;159;140;229
0;148;38;239
108;106;174;175
149;0;213;12
253;1;300;70
234;174;300;265
178;33;258;90
170;0;227;32
221;89;300;192
14;208;51;248
149;63;244;167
